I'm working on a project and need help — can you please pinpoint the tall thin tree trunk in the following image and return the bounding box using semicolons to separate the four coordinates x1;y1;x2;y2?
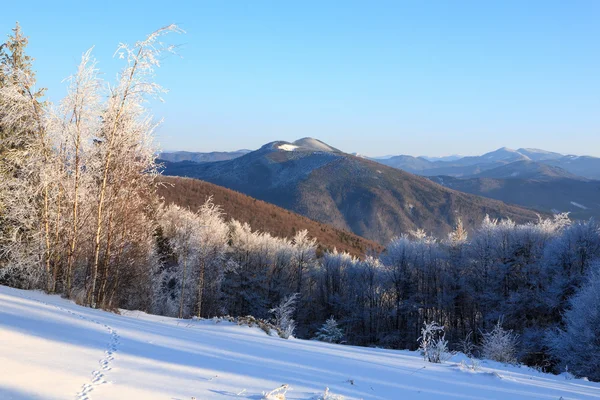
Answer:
89;49;140;308
179;245;188;319
196;258;205;318
51;181;63;292
66;119;82;298
98;209;115;307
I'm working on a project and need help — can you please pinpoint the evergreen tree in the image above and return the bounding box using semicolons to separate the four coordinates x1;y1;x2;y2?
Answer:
315;317;344;343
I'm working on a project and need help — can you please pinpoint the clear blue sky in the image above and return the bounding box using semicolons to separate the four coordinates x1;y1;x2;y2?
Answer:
2;0;599;156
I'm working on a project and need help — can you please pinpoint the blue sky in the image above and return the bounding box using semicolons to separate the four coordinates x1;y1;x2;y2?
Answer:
2;1;599;156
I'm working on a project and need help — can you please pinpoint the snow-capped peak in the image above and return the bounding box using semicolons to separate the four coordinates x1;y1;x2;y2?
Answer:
278;144;299;152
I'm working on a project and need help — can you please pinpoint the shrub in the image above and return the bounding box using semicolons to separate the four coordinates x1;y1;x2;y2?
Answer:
481;319;519;364
418;321;451;363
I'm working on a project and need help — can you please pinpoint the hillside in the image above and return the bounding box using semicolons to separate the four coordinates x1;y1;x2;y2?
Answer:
467;160;584;181
160;138;543;244
430;175;600;221
3;286;599;400
157;176;382;257
158;149;250;163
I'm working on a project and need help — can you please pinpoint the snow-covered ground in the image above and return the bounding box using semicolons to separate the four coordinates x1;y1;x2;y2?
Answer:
1;285;599;400
570;201;588;210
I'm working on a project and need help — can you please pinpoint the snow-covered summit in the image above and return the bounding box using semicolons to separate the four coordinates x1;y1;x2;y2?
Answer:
262;138;341;155
292;137;340;153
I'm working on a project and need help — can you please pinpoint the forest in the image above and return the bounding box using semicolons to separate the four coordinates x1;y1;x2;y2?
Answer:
1;24;599;382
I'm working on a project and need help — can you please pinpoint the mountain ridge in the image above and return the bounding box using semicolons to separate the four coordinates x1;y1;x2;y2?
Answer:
160;138;543;244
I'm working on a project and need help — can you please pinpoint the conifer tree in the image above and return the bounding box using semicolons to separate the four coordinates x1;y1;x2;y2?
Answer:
315;317;344;343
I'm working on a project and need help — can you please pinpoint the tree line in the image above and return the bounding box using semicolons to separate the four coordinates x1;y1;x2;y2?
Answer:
1;24;599;381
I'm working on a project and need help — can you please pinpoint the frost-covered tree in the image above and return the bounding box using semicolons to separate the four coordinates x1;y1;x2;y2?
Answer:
0;22;52;289
481;319;519;364
291;229;317;294
193;198;229;318
158;204;203;318
315;316;344;343
85;25;183;307
418;321;450;363
547;262;600;381
270;293;299;339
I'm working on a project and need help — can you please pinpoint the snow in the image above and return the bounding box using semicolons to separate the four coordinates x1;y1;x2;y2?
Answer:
1;285;600;400
278;144;299;152
292;138;337;153
571;201;588;210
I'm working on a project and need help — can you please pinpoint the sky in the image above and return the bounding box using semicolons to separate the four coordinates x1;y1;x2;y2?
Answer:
2;1;599;157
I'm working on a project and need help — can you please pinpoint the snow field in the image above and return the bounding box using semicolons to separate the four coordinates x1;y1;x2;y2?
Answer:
1;285;599;400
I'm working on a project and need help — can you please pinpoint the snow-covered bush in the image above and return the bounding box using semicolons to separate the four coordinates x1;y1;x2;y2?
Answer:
458;331;475;357
418;321;450;363
270;293;299;339
547;262;600;381
311;387;345;400
459;358;481;372
481;319;519;364
262;384;289;400
314;316;344;343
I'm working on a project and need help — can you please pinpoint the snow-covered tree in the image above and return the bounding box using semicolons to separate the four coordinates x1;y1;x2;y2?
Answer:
547;261;600;381
315;316;344;343
418;321;450;363
481;319;519;364
270;293;299;339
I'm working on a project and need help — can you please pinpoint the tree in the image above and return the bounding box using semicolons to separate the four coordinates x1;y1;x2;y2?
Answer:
159;204;202;318
57;47;100;296
270;293;299;339
86;24;182;307
481;319;519;364
418;321;450;363
0;22;51;289
193;198;229;318
315;317;344;343
547;262;600;381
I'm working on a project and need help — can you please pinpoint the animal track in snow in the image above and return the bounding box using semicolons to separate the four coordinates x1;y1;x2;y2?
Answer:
23;295;120;400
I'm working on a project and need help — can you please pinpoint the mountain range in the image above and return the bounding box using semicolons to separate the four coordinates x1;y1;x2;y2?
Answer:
158;149;251;163
375;147;600;180
159;138;542;244
375;148;600;220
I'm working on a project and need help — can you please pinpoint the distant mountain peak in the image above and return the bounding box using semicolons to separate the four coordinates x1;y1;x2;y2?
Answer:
292;137;340;153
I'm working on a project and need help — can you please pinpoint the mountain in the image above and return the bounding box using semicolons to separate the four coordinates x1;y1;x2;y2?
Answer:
516;148;563;161
542;156;600;181
160;138;542;244
375;147;600;181
419;155;463;162
292;137;341;152
372;155;434;173
157;176;382;257
467;160;585;181
430;175;600;221
158;149;251;163
461;147;530;165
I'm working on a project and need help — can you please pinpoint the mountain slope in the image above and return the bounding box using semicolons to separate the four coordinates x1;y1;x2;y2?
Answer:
157;176;382;257
542;156;600;180
3;285;599;400
430;175;600;220
160;139;542;244
516;148;563;161
158;149;250;163
467;160;584;181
